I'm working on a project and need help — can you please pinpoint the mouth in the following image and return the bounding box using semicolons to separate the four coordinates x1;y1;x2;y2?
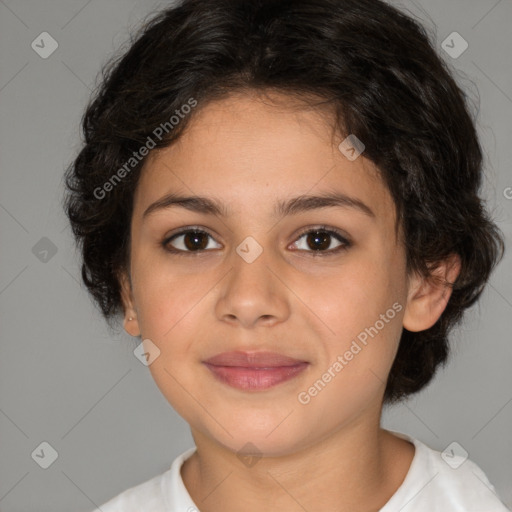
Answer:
202;351;309;391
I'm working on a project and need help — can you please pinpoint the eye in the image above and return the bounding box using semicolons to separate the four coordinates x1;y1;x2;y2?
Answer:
289;226;351;256
162;225;351;256
162;228;221;255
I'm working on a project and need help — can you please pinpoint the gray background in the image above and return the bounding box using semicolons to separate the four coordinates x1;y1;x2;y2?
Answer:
0;0;511;510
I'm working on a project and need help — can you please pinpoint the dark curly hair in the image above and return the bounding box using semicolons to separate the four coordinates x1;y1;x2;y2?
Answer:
62;0;505;404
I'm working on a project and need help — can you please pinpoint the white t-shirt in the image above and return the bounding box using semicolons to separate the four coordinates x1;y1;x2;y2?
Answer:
93;431;510;512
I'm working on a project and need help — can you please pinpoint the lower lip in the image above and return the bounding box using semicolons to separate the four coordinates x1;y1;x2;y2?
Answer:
203;362;309;391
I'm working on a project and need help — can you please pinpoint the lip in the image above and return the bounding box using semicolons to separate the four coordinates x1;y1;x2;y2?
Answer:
204;350;307;367
203;351;309;391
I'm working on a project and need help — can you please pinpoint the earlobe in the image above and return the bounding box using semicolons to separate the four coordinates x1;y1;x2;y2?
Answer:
118;270;141;337
403;254;461;332
123;315;141;338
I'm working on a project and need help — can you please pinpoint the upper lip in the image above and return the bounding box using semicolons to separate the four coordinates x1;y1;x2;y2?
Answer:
203;351;308;368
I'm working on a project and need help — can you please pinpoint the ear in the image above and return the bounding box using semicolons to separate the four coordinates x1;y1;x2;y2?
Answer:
118;269;141;337
403;253;461;332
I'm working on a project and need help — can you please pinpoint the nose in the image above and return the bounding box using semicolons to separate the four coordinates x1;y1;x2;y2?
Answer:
214;246;290;329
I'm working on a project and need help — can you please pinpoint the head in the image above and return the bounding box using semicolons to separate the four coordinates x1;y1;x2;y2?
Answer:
63;0;504;455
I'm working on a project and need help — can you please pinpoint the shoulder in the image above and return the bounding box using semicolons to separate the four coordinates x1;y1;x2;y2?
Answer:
95;472;166;512
92;447;196;512
381;431;510;512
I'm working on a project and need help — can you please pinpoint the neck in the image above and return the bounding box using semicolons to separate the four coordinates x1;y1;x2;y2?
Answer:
181;416;415;512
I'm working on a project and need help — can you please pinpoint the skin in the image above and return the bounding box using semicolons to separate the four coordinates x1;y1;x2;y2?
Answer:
118;89;461;512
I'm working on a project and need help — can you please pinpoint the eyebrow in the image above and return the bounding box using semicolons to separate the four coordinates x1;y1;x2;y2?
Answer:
142;191;375;220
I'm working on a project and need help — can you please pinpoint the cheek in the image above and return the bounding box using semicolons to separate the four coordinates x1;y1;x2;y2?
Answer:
299;316;402;429
137;298;205;425
305;257;401;333
134;264;198;340
299;255;405;389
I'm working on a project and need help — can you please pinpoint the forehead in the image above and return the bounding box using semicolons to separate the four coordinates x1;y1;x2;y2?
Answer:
133;91;395;226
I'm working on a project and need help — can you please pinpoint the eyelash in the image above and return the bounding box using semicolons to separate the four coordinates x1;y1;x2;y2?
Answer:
161;225;352;257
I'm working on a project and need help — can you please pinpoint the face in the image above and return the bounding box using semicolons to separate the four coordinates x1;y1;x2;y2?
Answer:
120;90;412;456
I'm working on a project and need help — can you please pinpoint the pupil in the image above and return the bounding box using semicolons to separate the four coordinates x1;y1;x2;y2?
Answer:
184;231;207;251
307;231;330;251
